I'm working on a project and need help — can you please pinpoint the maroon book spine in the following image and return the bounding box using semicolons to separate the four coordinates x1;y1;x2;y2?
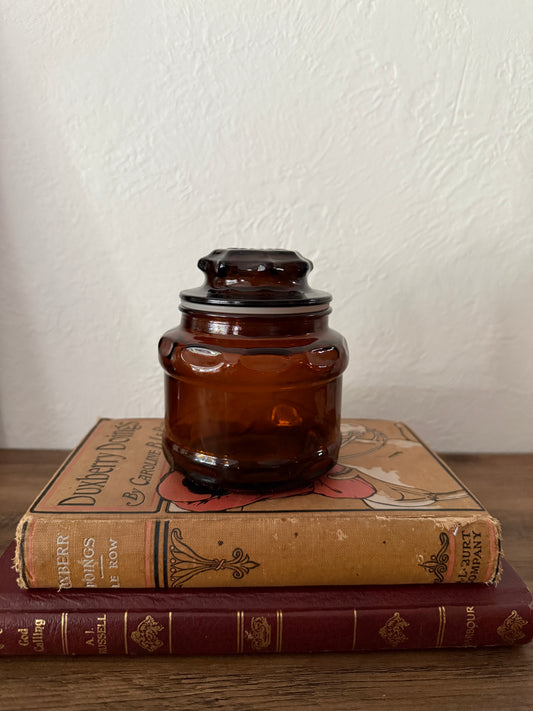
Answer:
0;545;531;656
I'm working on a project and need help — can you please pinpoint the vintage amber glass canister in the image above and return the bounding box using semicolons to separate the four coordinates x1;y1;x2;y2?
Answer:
158;248;348;491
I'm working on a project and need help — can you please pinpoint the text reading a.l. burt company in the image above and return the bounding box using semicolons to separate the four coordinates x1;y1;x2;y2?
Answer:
55;535;121;590
458;530;484;583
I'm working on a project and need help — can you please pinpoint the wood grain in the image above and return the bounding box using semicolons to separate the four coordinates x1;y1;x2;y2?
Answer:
0;449;531;711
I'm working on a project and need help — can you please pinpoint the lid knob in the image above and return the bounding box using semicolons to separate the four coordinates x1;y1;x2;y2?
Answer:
180;248;331;311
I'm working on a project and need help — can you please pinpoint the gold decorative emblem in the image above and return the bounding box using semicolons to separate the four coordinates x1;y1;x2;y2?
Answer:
497;610;528;645
249;616;272;651
131;615;165;653
168;527;260;587
379;612;409;647
418;532;450;582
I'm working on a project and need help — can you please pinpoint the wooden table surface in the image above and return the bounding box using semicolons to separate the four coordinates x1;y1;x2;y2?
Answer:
1;449;532;711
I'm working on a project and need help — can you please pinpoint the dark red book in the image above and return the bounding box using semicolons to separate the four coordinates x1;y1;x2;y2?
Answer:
0;542;531;656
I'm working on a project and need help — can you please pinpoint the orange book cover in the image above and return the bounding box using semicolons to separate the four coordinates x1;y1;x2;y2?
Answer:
15;418;501;589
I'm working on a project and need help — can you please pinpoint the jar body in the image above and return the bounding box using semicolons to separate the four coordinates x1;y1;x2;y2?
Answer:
158;310;348;491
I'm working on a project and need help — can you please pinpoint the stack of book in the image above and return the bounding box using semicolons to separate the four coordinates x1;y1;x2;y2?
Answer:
2;417;531;656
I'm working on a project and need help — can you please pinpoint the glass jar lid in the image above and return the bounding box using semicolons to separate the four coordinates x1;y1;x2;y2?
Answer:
180;248;331;314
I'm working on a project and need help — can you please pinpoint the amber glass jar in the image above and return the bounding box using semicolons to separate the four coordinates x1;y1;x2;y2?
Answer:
158;249;348;491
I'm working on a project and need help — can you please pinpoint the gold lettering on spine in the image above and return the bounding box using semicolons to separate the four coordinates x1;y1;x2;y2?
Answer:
237;611;244;653
61;613;69;655
32;619;46;652
276;610;283;653
124;612;129;654
352;610;357;650
168;612;172;654
464;606;477;645
96;614;107;654
436;606;446;647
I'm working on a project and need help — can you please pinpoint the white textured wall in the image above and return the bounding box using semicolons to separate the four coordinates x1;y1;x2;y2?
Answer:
1;1;532;452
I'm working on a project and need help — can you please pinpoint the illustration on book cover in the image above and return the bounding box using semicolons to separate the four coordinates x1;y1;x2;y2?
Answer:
158;421;475;513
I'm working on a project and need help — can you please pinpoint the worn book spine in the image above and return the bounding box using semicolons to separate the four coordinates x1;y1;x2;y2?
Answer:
2;540;529;656
1;588;531;656
16;513;501;589
14;417;503;589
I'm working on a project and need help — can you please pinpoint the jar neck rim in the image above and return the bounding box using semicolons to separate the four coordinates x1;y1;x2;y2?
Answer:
179;302;331;316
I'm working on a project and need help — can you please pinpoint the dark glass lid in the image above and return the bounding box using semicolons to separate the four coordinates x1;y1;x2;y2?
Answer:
180;248;331;311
